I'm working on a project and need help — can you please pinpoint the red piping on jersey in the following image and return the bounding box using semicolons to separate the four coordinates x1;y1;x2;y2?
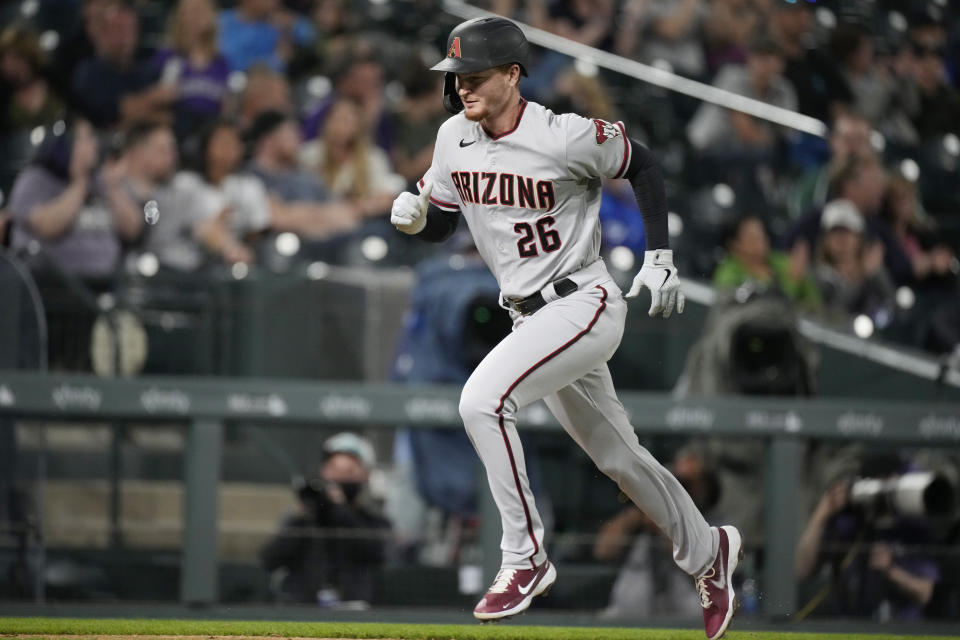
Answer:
482;99;528;140
613;121;631;179
418;178;459;209
494;285;608;569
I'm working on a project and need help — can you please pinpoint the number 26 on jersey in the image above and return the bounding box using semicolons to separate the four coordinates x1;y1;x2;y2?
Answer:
515;216;562;258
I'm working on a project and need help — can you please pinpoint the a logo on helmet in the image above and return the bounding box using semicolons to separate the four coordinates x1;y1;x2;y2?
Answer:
593;119;621;145
448;37;462;59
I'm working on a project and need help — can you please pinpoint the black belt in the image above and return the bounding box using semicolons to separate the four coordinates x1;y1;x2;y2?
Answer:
507;277;578;315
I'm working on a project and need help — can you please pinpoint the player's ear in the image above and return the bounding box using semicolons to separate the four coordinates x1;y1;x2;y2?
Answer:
508;63;521;87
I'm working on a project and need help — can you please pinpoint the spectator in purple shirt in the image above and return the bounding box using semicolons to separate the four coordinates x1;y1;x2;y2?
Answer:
8;118;144;277
153;0;231;139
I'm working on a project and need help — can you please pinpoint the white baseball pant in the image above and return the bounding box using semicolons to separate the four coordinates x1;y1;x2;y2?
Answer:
459;270;719;576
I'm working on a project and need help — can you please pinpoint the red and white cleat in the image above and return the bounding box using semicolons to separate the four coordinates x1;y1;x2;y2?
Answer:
473;560;557;621
696;525;743;640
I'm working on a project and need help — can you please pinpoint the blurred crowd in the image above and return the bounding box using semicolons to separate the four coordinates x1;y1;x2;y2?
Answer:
0;0;957;366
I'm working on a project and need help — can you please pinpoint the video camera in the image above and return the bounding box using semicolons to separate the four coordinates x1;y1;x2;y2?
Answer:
849;472;955;519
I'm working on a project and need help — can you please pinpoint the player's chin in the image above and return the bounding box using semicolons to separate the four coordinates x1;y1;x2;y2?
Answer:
462;102;485;121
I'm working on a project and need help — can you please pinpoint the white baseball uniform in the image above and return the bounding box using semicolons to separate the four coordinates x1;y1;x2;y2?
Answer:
417;100;718;575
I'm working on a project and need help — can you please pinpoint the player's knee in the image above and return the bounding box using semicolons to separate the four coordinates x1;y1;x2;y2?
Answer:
458;383;496;428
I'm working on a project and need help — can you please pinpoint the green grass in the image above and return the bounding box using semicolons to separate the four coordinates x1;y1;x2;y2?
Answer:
0;618;953;640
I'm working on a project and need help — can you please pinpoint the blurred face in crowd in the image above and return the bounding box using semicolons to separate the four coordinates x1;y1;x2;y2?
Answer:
847;34;873;74
173;0;217;51
339;60;383;104
324;99;363;148
830;115;872;162
823;226;861;263
242;72;292;126
456;64;520;123
772;5;812;43
0;49;33;86
729;217;770;264
93;4;138;64
843;161;887;215
263;120;301;167
321;452;368;483
313;0;346;34
132;128;178;183
911;43;947;91
748;52;784;90
885;177;916;226
206;125;244;180
240;0;278;20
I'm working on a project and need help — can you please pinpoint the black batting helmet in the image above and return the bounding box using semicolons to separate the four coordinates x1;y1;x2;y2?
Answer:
431;17;531;114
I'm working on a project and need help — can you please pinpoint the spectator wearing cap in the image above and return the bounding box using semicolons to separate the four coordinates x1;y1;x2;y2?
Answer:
218;0;314;73
813;198;894;320
0;25;67;135
246;109;360;237
785;153;889;258
152;0;232;140
260;432;391;605
788;111;875;220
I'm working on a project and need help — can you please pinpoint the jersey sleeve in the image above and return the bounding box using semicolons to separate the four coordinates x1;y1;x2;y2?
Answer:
417;123;461;212
562;113;632;180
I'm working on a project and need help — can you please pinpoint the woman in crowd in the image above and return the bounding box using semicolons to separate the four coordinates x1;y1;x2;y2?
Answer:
300;97;404;219
880;174;958;288
713;214;821;313
153;0;232;139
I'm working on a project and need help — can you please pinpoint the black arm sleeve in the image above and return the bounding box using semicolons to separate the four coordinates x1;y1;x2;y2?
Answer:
417;203;461;242
623;138;669;251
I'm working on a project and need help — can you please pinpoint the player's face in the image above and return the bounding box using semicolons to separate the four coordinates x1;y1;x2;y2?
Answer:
455;66;517;122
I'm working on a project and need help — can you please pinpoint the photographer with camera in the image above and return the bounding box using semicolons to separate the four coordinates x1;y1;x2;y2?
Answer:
795;453;949;620
260;432;391;606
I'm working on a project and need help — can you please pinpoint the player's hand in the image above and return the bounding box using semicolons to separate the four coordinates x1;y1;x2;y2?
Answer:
391;182;432;235
625;249;685;318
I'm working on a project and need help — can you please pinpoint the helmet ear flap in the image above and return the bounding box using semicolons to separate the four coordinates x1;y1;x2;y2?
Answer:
442;73;463;115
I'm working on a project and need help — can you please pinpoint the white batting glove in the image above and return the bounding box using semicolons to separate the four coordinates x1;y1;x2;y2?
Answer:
625;249;686;318
391;182;432;235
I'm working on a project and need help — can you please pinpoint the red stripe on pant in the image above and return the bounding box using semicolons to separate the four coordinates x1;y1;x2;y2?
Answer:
493;286;608;568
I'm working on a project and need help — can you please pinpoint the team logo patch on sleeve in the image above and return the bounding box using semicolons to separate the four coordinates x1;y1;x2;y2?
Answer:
448;37;462;59
593;119;621;145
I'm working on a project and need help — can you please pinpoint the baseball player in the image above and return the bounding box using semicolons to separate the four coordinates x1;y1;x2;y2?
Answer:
391;17;741;640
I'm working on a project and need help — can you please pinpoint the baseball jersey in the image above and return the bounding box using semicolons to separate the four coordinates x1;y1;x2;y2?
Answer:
419;99;632;299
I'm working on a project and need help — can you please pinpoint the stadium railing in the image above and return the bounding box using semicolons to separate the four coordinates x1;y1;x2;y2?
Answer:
1;371;959;616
